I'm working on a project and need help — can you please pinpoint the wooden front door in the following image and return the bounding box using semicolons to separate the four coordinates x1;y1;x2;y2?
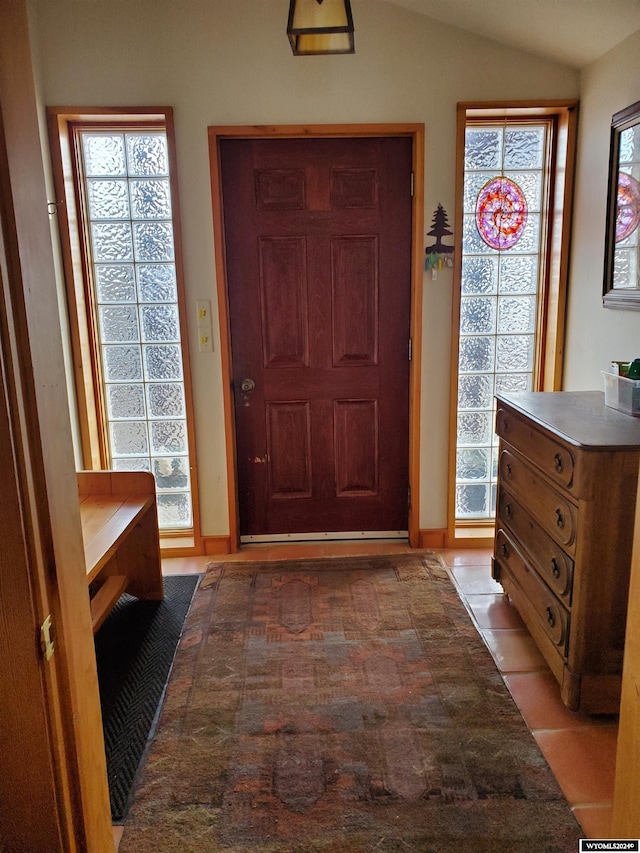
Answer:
219;136;412;537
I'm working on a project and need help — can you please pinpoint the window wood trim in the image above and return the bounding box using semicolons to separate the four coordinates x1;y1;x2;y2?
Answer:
47;106;202;553
447;101;578;546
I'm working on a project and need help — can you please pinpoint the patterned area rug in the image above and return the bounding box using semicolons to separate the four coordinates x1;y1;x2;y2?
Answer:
119;553;581;852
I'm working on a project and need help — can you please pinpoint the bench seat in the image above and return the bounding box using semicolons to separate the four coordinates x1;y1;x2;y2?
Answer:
77;471;163;632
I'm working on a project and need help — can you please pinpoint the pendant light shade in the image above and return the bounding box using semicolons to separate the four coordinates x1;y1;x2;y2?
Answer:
287;0;355;56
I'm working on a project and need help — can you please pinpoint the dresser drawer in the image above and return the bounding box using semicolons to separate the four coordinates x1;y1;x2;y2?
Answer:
497;488;574;603
496;406;575;492
499;448;577;551
495;529;570;655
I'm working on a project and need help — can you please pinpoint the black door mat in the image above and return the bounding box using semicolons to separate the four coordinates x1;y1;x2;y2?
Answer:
94;574;200;822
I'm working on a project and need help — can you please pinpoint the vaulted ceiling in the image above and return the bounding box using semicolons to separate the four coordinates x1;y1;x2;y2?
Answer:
385;0;640;69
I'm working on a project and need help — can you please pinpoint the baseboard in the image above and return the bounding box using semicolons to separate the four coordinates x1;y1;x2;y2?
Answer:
203;535;233;555
418;528;493;549
161;533;205;558
445;525;494;548
445;536;494;549
418;529;447;548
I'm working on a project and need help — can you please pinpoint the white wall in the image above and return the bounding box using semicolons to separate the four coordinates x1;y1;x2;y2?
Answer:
30;0;579;535
565;31;640;390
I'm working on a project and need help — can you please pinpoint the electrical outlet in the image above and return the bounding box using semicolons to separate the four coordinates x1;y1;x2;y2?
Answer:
198;328;213;352
196;299;211;325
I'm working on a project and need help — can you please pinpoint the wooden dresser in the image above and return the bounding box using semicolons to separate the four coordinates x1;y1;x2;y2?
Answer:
492;390;640;714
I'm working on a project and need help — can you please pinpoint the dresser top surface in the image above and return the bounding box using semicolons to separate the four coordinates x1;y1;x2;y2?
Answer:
496;390;640;450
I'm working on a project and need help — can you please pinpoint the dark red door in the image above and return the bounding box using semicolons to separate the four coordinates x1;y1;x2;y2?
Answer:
219;136;412;537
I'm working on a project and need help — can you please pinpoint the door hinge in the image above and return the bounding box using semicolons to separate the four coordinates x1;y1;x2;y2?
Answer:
407;485;411;509
40;615;55;662
410;172;415;198
408;338;412;361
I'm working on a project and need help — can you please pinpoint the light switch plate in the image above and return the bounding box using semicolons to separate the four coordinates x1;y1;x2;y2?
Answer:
196;299;212;325
198;328;213;352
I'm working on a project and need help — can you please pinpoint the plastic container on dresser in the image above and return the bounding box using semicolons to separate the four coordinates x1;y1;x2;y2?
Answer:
492;390;640;714
602;370;640;417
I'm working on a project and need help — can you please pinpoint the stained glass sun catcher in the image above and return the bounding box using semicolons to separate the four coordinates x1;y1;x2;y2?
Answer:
616;171;640;243
475;176;528;251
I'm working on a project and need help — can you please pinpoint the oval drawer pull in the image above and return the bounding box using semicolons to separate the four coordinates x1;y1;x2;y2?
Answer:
546;606;556;628
505;463;513;477
505;503;513;519
551;558;561;579
500;542;509;558
554;453;564;473
555;508;565;529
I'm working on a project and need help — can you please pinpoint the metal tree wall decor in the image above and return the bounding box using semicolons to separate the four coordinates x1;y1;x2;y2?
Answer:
425;203;454;271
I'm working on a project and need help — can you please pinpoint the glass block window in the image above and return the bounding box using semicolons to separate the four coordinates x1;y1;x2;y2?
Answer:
80;130;192;530
455;123;548;521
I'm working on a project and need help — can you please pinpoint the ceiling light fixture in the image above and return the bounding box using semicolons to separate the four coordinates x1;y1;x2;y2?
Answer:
287;0;355;56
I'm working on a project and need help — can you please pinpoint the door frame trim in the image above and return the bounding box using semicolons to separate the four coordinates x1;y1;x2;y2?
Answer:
208;124;425;551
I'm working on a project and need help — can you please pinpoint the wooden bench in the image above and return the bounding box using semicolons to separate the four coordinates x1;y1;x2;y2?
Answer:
77;470;164;633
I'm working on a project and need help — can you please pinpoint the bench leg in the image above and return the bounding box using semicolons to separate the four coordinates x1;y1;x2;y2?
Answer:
122;509;164;601
91;576;130;632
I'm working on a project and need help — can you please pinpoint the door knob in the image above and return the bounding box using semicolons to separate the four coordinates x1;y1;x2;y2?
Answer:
240;378;256;393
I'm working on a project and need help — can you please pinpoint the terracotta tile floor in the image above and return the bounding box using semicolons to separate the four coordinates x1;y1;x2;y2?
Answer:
441;546;618;841
113;542;618;847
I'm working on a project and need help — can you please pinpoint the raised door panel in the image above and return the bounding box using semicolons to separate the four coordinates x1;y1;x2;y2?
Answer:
267;402;312;499
255;169;306;210
331;236;378;366
259;237;309;367
334;399;378;497
330;168;378;209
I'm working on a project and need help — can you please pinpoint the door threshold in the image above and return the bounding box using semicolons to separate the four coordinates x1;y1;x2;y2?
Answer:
240;531;409;544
